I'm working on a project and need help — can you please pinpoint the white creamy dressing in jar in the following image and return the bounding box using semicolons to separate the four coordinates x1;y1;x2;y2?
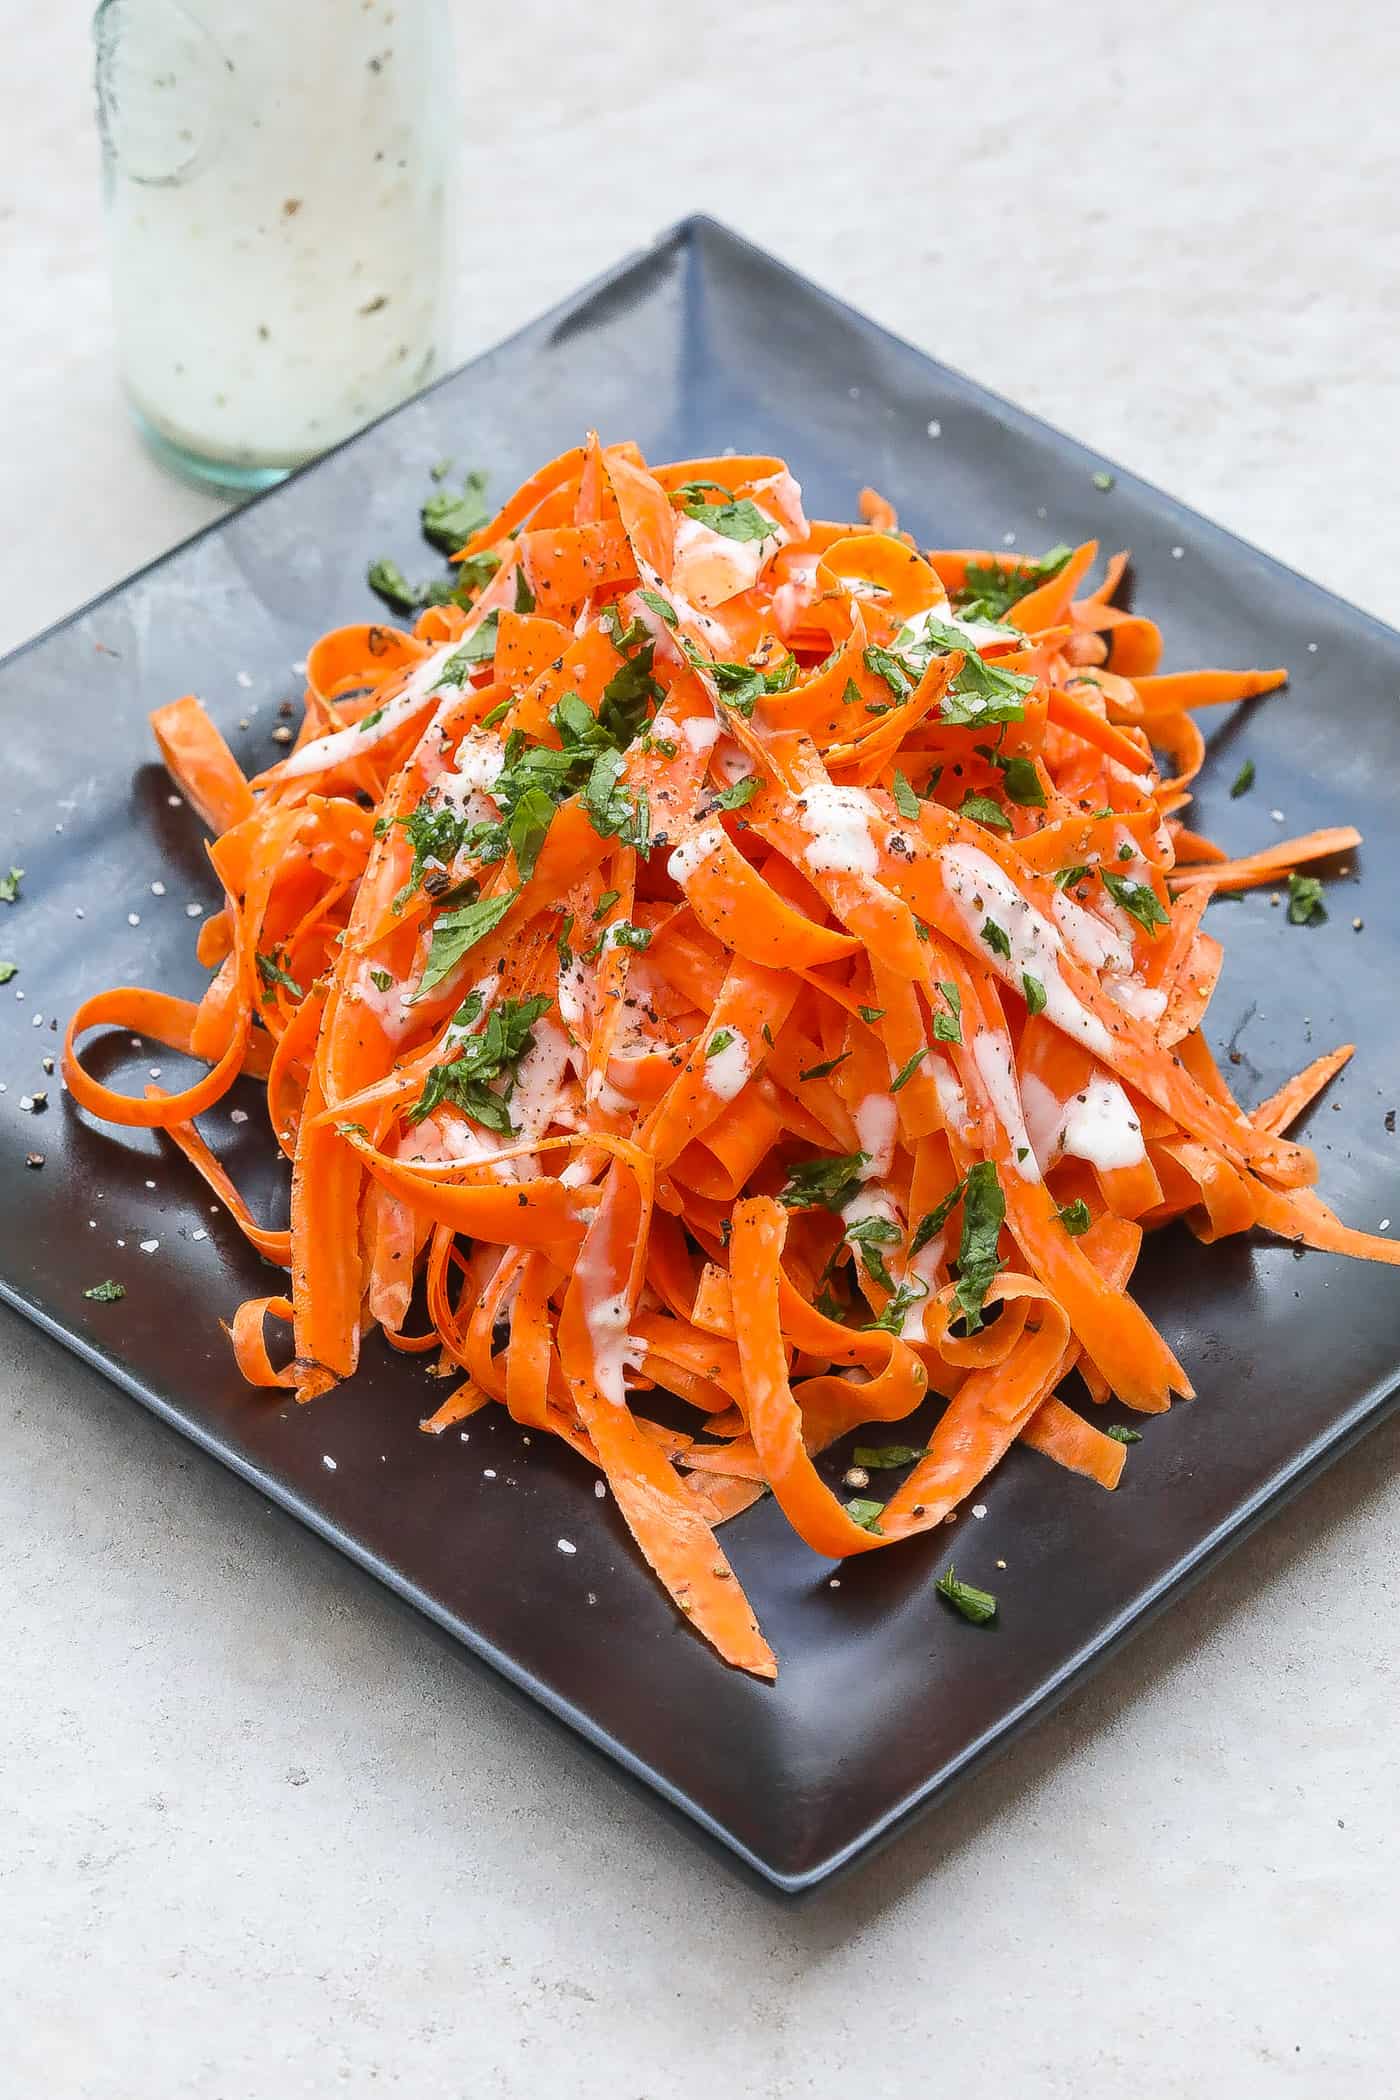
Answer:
97;0;449;470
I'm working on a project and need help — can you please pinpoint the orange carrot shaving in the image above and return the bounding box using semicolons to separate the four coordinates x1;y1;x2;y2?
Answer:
68;436;1386;1675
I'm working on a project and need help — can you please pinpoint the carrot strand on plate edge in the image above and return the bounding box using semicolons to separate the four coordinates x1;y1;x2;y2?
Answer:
63;436;1396;1675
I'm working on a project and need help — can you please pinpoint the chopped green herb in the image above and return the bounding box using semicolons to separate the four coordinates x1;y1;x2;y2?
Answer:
779;1152;870;1213
638;588;678;627
408;991;551;1130
513;566;536;615
480;697;511;729
417;887;519;998
0;961;15;984
862;1277;929;1335
421;468;490;553
980;918;1012;959
430;457;453;482
366;557;426;614
1054;863;1092;891
892;769;922;820
368;969;393;994
1022;972;1047;1016
1230;758;1256;799
843;1214;901;1289
556;911;575;969
714;774;761;810
889;1048;927;1093
798;1051;851;1082
1104;1424;1143;1444
955;544;1072;623
857;1004;886;1024
932;980;963;1044
84;1279;125;1303
997;754;1046;808
1287;871;1326;925
953;1161;1004;1332
1117;842;1135;861
911;1177;965;1254
679;495;778;543
608;922;653;951
706;1028;736;1059
935;1566;998;1625
958;791;1012;832
359;705;387;734
256;951;303;1000
592;889;622;921
1056;1198;1092;1235
1091;470;1116;492
844;1497;886;1535
863;645;913;702
841;677;863;709
1102;870;1170;935
852;1444;928;1469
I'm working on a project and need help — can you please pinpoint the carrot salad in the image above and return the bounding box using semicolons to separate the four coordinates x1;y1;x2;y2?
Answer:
65;436;1399;1676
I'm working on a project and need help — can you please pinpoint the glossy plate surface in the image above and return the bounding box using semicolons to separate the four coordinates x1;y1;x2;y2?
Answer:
4;218;1399;1890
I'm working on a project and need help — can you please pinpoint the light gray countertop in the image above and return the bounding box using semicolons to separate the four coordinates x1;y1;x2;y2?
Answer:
4;5;1400;2095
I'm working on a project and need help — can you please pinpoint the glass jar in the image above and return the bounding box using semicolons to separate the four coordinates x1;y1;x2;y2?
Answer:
94;0;452;493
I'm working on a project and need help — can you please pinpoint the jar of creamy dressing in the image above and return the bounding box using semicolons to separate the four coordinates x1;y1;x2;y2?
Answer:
94;0;451;491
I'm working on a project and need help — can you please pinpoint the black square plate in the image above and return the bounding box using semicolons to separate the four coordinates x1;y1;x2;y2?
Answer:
5;218;1400;1891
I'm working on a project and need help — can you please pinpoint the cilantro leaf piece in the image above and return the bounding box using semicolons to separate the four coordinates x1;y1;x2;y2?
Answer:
0;961;15;984
954;545;1072;623
862;1276;929;1334
852;1444;928;1469
706;1028;736;1059
369;969;393;994
506;784;555;882
1056;1198;1092;1235
421;468;490;553
1091;470;1116;492
1102;870;1171;935
889;1048;927;1093
779;1152;870;1212
255;950;303;1000
592;889;622;921
1054;863;1092;891
681;497;779;543
844;1497;886;1534
935;1566;998;1625
366;558;426;614
910;1177;965;1254
980;918;1012;959
608;922;652;951
953;1161;1004;1332
844;1214;901;1289
408;991;551;1129
933;980;963;1046
1022;972;1047;1016
892;769;922;820
799;1052;851;1082
84;1279;125;1303
1230;758;1256;799
1287;871;1326;925
958;791;1012;832
998;754;1046;808
417;887;519;998
714;774;760;811
1105;1423;1143;1444
863;645;913;701
857;1004;886;1024
513;566;536;615
638;588;678;627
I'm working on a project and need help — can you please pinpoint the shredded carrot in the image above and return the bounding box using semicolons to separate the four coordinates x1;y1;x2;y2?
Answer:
66;436;1397;1675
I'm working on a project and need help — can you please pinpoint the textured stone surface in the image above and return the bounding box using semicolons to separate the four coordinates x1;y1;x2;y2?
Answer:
3;4;1400;2094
